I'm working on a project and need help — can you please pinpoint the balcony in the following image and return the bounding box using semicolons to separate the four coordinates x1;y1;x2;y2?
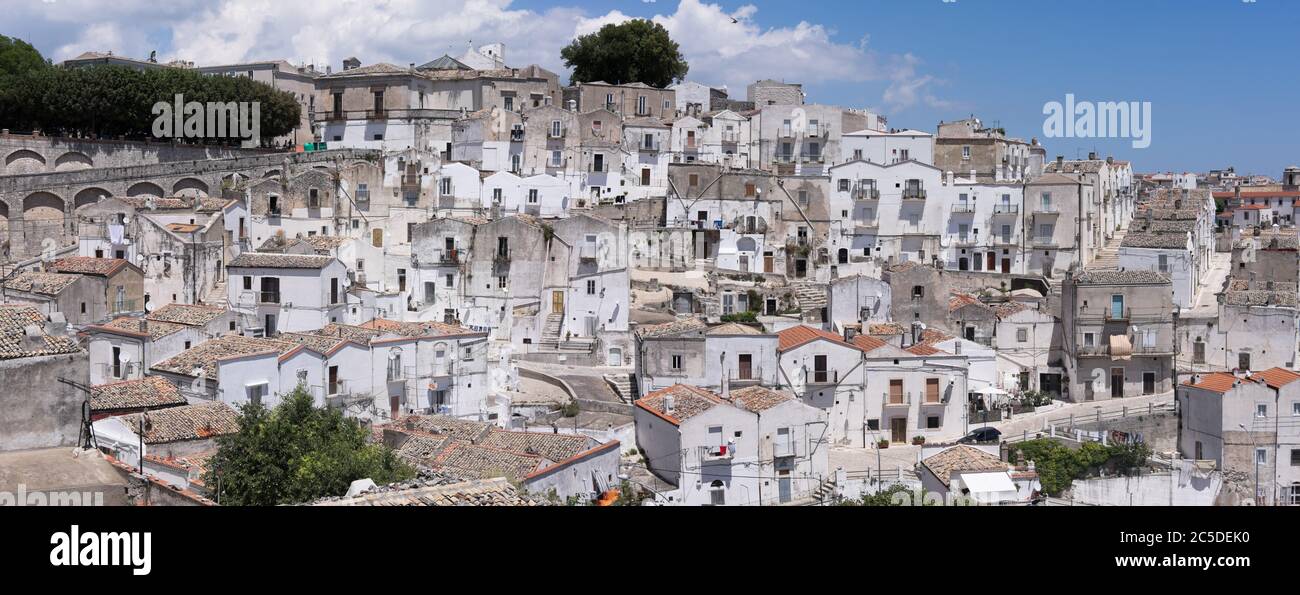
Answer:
579;243;598;262
494;250;512;269
729;366;763;387
773;439;797;458
953;235;979;247
110;298;142;315
1031;237;1058;248
993;204;1020;216
902;187;927;200
1105;307;1131;322
638;140;662;153
951;203;976;214
510;129;525;142
852;185;880;201
1033;204;1061;217
884;393;911;408
699;445;734;462
256;291;281;305
720;132;740;144
437;249;461;265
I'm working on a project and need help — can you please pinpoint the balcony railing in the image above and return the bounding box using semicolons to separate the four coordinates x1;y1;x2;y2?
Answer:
1105;307;1131;321
773;440;797;458
884;393;911;407
951;204;976;214
638;140;662;153
729;366;762;386
494;250;512;269
110;299;141;315
852;185;880;200
257;291;281;304
510;129;525;142
1032;238;1058;247
993;204;1020;215
437;249;461;265
720;132;740;143
902;187;927;200
1034;204;1060;214
699;445;734;462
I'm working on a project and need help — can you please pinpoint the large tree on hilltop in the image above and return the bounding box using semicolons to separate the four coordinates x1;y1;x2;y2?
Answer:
561;19;688;88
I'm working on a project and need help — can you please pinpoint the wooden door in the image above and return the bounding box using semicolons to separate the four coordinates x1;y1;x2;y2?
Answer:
764;252;774;273
1111;367;1124;398
890;417;907;442
738;354;752;380
551;290;564;314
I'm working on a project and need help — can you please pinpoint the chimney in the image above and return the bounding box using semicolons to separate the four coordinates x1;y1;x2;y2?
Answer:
21;325;44;352
1088;151;1097;160
843;326;857;342
138;319;147;332
44;312;67;337
1056;155;1064;169
1106;155;1114;165
663;394;675;412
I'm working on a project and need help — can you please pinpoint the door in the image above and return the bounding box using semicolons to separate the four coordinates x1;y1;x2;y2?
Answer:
328;365;339;395
1111;367;1125;398
778;470;792;503
763;252;774;273
738;354;753;380
608;348;623;367
987;252;996;270
551;290;565;314
1142;372;1156;395
1001;258;1011;274
890;417;907;442
389;395;400;419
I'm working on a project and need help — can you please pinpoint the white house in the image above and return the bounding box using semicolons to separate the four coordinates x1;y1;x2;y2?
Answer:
227;252;350;334
634;384;829;506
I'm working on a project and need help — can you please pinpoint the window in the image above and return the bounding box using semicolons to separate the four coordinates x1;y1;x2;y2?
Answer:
372;228;383;247
1016;328;1028;343
1292;449;1300;467
550;120;562;138
927;416;940;429
962;145;971;160
387;351;403;381
1256;403;1268;418
586;280;597;295
356;183;369;203
1084;332;1095;347
745;183;756;197
550;150;562;167
503;95;514;111
813;355;828;384
1239;352;1251;371
798;190;808;206
1294;402;1300;416
867;419;880;431
689;174;699;188
372;90;384;114
671;355;683;371
912;286;924;300
709;481;725;506
838;179;850;191
528;189;539;204
497;276;507;289
592;153;604;172
308;188;320;208
246;383;267;406
1256;448;1268;465
439;177;452;195
111;346;122;379
445;274;454;288
243;276;252;290
926;378;940;403
1158;254;1169;273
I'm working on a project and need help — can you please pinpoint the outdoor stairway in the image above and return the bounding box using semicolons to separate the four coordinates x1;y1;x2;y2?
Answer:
810;477;838;506
537;314;597;350
201;278;228;307
603;373;636;403
542;314;563;339
1086;226;1129;271
792;283;827;312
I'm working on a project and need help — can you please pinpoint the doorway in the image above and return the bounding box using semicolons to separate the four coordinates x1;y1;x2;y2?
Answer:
551;290;564;314
1111;367;1124;398
738;353;753;380
890;417;907;442
987;252;996;271
763;251;774;273
1142;371;1156;395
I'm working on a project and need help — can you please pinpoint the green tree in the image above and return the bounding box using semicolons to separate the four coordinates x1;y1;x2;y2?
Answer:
838;483;916;506
1008;438;1151;496
203;386;414;505
560;20;688;88
0;35;47;78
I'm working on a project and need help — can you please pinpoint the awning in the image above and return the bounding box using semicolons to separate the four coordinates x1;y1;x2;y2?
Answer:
957;471;1019;503
1109;334;1133;361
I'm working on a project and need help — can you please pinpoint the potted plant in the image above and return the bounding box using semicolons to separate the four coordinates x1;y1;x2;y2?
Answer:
911;435;926;446
877;439;890;449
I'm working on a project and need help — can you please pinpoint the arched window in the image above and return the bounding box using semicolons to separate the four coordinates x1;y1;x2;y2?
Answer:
837;248;849;264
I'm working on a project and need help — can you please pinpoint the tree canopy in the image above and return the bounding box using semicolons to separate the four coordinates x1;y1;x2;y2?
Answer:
560;19;688;88
203;387;414;506
0;52;301;145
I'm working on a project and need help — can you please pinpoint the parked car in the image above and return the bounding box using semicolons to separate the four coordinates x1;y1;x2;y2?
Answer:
958;427;1002;444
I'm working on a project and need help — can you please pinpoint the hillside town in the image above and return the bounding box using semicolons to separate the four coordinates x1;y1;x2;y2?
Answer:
2;41;1298;508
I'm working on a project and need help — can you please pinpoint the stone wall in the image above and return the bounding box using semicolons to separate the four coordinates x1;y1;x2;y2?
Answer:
0;350;87;451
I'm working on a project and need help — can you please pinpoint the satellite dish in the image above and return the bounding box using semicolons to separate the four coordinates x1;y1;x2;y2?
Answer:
144;302;155;313
119;352;132;363
136;254;146;263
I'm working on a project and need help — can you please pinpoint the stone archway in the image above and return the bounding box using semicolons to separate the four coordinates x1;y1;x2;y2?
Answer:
73;187;112;210
54;151;94;172
4;149;46;175
126;181;166;198
172;177;210;197
22;192;67;254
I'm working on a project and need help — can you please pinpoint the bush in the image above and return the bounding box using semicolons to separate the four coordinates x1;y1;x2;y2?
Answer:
1008;438;1152;496
720;311;757;323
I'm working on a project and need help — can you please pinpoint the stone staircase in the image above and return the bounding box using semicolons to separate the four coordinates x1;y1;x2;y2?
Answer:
603;373;636;403
792;283;827;312
201;278;228;307
542;314;563;339
810;477;838;505
1086;226;1129;271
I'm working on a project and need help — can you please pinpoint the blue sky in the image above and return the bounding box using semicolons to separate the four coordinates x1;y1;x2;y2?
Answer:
5;0;1297;175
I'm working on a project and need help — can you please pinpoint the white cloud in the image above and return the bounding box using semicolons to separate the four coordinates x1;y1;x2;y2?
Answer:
4;0;948;112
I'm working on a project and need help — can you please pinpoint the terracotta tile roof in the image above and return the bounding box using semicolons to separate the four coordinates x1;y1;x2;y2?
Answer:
868;322;906;336
777;325;859;352
397;415;494;443
146;303;226;327
705;322;766;336
359;317;482;338
993;301;1029;319
0;306;81;360
120;196;199;210
851;334;888;353
49;257;129;276
726;386;793;412
1252;368;1300;389
318;323;386;344
311;476;545;506
635;384;724;425
635;317;708;338
480;430;593;463
1182;372;1240;394
151;335;297;378
120;401;239;444
166;223;202;233
98;316;187;340
91;377;186;412
431;442;544;482
275;331;353;354
905;343;944;356
2;271;80;295
1073;270;1170;285
921;445;1011;487
949;293;982;310
391;431;459;466
227;252;334;269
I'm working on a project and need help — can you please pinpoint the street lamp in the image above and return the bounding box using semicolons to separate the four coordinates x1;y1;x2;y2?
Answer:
1238;423;1262;505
